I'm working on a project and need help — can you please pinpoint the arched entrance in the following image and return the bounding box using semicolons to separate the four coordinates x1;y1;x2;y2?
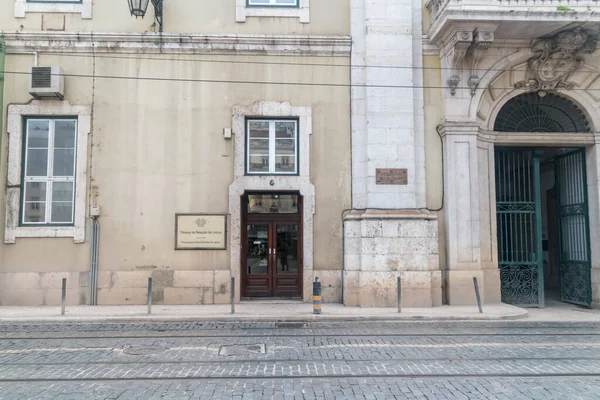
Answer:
494;93;592;308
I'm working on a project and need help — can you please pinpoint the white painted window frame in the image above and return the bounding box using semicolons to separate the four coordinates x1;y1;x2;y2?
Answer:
236;0;309;23
15;0;93;19
246;119;299;175
5;101;91;244
22;118;77;225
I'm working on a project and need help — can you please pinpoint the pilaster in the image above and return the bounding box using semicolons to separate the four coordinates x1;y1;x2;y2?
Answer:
440;122;499;305
350;0;425;209
586;135;600;308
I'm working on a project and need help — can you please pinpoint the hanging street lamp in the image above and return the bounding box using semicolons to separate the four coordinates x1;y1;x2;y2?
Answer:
127;0;163;32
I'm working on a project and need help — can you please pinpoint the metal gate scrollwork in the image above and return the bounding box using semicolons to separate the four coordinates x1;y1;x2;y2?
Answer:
495;148;544;307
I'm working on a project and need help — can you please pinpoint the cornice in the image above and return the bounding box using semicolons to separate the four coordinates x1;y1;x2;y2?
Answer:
0;31;352;57
428;9;600;45
477;129;596;145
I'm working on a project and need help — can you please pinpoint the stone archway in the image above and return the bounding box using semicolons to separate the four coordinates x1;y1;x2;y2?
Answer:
491;92;594;307
494;92;592;133
441;27;600;308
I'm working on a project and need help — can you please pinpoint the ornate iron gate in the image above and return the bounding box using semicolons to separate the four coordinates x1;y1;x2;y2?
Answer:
495;148;544;307
555;149;592;307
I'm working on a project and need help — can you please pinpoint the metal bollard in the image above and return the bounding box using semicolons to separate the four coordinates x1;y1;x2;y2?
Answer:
231;277;235;314
313;277;322;314
397;276;402;313
147;277;153;315
473;277;483;314
61;278;66;315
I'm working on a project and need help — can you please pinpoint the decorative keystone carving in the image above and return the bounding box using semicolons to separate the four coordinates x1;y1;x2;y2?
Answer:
446;30;473;95
515;27;598;93
467;30;494;96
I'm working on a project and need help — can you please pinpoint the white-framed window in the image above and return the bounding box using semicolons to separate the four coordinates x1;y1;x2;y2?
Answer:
15;0;92;19
5;101;91;244
247;0;298;7
236;0;309;23
22;118;77;225
246;119;298;175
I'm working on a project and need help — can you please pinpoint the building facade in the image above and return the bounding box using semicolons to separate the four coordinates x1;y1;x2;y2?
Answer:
0;1;599;309
0;0;352;306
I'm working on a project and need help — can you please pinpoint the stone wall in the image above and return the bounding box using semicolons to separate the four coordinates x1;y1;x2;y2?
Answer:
343;210;441;307
0;272;88;306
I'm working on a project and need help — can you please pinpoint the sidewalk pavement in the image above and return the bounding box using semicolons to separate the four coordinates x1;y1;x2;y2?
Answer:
0;300;598;324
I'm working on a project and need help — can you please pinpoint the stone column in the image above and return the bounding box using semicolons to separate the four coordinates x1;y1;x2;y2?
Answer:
345;0;439;307
440;122;499;305
586;137;600;308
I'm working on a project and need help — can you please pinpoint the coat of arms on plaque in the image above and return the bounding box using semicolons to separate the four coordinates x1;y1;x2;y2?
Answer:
195;218;207;228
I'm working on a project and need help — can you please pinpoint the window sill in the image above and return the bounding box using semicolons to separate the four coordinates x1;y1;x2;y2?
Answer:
5;226;84;243
236;0;309;23
15;0;93;19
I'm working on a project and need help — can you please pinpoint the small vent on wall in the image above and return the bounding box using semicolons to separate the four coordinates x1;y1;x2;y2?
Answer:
31;67;52;89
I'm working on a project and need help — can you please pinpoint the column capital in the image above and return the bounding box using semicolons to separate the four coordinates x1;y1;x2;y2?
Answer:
438;121;480;138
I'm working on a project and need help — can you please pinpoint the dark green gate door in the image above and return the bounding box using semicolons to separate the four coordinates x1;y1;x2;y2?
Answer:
555;149;592;307
495;148;544;307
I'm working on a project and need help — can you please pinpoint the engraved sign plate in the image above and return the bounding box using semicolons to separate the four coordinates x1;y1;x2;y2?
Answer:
175;214;227;250
376;168;408;185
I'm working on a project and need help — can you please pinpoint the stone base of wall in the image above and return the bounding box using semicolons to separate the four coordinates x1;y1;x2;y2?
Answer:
445;268;501;306
0;270;233;306
0;272;89;306
342;209;441;308
312;270;342;303
592;268;600;307
97;270;231;305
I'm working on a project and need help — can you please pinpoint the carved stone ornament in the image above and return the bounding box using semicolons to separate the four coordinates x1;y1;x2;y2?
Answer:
516;28;598;92
446;30;473;95
467;30;494;96
444;29;495;96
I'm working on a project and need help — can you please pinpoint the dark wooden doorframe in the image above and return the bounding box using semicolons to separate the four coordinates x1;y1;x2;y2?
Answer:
241;192;303;298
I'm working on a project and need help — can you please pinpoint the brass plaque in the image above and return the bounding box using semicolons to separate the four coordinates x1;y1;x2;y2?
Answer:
376;168;408;185
175;214;227;250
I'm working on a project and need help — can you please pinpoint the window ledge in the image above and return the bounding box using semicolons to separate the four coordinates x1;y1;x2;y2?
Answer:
236;0;309;23
15;0;93;19
5;226;83;243
5;101;91;244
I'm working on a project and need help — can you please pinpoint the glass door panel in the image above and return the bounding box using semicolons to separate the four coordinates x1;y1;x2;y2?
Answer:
276;225;299;274
273;223;301;297
246;225;269;275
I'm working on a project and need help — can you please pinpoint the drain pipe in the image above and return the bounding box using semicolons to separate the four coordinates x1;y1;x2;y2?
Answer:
89;217;100;305
341;220;345;305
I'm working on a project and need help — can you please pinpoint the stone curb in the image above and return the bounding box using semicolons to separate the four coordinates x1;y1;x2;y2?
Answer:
0;310;528;324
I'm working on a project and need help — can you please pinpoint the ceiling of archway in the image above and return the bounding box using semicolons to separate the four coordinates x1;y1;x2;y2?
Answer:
494;92;591;133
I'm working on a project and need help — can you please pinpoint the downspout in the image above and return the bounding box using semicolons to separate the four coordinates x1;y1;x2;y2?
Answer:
89;218;99;305
88;33;98;305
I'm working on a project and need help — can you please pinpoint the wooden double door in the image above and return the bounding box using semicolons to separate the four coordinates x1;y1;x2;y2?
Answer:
242;200;303;298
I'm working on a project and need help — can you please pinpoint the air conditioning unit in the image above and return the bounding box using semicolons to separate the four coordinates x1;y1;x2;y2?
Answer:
29;66;64;100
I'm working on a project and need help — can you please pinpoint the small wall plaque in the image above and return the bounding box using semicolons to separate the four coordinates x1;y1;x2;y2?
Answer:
175;214;227;250
376;168;408;185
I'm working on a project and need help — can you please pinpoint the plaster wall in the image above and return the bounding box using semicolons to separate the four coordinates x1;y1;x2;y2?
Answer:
0;0;350;35
0;52;351;305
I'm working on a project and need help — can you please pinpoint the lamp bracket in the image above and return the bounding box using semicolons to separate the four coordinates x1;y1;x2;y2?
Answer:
151;0;163;32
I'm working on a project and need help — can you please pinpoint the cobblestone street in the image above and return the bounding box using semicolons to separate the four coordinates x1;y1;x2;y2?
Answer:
0;321;599;399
